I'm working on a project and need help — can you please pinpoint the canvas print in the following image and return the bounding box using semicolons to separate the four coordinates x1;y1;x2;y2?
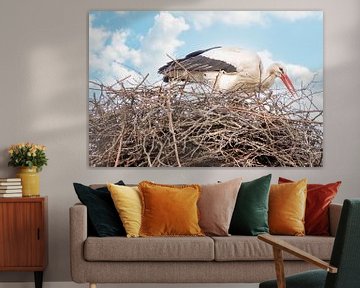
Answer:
89;11;323;167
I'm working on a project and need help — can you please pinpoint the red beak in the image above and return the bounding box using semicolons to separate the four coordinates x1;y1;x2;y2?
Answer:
280;73;297;97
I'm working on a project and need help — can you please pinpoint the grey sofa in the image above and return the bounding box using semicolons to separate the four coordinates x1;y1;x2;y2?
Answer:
70;202;342;288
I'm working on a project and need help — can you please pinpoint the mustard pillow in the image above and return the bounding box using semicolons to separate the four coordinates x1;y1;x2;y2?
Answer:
107;183;142;238
138;181;204;237
269;179;307;236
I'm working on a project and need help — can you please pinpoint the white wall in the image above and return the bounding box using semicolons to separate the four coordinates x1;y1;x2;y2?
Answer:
0;0;359;283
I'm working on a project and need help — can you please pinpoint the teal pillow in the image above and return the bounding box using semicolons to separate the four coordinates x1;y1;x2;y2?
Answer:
229;174;271;236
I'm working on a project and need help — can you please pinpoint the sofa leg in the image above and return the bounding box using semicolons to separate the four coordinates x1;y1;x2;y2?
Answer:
89;283;96;288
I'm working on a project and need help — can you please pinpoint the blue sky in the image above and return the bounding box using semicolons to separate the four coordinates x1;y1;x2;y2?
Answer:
89;11;323;86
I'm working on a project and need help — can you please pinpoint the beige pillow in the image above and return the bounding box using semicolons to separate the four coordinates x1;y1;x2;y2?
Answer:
198;178;242;236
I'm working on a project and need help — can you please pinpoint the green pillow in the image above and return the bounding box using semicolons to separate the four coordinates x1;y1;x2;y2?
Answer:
229;174;271;236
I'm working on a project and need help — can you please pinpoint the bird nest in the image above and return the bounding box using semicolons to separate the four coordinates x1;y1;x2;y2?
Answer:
89;77;323;167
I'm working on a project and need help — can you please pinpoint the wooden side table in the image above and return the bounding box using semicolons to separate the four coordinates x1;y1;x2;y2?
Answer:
0;197;48;288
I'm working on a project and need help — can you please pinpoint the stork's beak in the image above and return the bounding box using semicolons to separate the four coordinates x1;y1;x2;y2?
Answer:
280;73;297;97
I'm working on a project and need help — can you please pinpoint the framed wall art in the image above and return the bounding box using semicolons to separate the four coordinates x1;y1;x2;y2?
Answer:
89;11;323;167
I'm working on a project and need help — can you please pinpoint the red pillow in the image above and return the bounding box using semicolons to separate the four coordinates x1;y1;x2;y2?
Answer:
278;177;341;236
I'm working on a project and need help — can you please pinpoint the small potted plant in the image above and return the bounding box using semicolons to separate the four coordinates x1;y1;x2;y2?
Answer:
8;143;48;197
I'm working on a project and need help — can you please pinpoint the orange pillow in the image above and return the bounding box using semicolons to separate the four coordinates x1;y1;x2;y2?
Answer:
269;179;307;236
278;177;341;235
138;181;204;237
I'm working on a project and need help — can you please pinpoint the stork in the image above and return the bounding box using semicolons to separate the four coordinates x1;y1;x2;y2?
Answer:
158;46;297;96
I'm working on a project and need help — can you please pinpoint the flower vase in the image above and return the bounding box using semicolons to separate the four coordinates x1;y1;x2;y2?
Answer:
16;167;40;197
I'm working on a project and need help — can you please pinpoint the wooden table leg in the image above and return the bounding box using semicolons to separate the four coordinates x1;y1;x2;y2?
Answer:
34;271;43;288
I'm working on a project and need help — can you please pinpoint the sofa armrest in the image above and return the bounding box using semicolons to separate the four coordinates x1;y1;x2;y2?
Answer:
329;203;342;237
69;203;88;283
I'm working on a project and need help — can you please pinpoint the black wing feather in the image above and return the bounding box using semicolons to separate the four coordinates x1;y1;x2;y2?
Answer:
184;46;221;59
180;55;236;72
158;46;236;75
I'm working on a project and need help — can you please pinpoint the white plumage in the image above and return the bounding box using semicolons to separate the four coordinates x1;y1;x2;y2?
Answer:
158;46;296;95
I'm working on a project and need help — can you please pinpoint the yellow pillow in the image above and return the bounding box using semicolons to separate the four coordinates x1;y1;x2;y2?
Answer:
269;179;307;236
138;181;204;237
107;183;142;238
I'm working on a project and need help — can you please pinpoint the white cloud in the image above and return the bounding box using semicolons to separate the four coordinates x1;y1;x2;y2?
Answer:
89;16;141;85
181;11;322;30
139;12;190;79
89;18;109;54
257;49;323;114
269;11;323;22
257;49;317;87
286;64;316;85
186;11;265;30
89;12;189;85
103;30;141;65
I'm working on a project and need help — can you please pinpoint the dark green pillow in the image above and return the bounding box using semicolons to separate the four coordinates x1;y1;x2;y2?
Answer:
229;174;271;236
73;181;126;237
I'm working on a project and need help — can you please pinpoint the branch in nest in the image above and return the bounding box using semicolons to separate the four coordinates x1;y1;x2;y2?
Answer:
89;75;323;167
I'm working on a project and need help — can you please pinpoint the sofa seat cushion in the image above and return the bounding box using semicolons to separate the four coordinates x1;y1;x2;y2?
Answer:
212;236;334;261
84;236;214;261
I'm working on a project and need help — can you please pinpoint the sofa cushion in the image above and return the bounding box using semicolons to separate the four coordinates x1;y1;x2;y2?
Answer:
84;236;214;261
212;236;334;261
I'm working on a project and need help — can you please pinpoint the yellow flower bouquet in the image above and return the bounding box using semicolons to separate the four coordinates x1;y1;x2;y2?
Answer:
8;142;48;172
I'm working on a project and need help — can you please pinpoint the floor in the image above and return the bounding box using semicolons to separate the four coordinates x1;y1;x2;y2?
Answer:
0;283;259;288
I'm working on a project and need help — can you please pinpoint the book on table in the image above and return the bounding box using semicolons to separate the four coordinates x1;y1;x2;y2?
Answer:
0;186;22;190
0;178;21;182
0;193;22;197
0;189;22;193
0;182;22;186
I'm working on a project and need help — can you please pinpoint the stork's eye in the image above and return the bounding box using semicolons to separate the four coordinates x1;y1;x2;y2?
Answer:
279;67;284;73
